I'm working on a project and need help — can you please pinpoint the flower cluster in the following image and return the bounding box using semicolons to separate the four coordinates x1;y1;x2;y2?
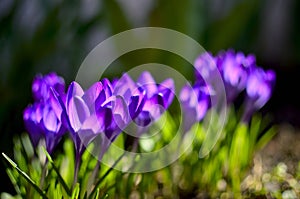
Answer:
24;72;175;159
17;49;277;198
24;73;66;154
23;50;276;180
180;49;276;131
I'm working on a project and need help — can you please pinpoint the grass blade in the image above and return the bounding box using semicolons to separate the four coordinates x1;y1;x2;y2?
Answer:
88;153;125;199
2;153;48;199
42;147;72;196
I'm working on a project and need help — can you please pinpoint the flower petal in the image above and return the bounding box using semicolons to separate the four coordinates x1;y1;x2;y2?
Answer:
82;82;103;113
137;71;157;98
66;81;84;108
68;96;90;132
114;73;138;102
43;106;58;132
112;96;130;129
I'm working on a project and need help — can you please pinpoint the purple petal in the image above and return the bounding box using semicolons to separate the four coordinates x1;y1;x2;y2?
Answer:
32;73;65;101
45;72;65;95
246;73;260;98
266;70;276;83
128;92;145;119
23;105;43;147
43;106;58;132
194;52;216;81
82;82;103;113
66;81;84;108
142;94;165;120
32;75;44;100
101;78;113;97
196;98;209;121
35;103;44;123
246;67;275;109
113;73;138;102
111;96;130;129
137;71;157;98
81;114;101;134
134;111;152;126
68;96;90;132
97;106;113;131
179;84;210;132
180;85;192;102
45;132;62;154
77;129;98;149
48;89;63;119
158;78;175;107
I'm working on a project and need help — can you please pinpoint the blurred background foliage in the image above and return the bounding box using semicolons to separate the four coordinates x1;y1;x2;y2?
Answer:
1;0;300;193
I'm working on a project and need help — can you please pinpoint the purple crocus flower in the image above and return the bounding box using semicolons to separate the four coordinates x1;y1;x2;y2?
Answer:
180;83;211;132
24;73;66;153
113;73;145;121
32;72;65;102
64;81;110;156
216;49;255;102
23;90;66;154
47;79;133;184
23;103;44;148
242;67;276;122
194;52;217;86
62;80;131;159
135;71;175;126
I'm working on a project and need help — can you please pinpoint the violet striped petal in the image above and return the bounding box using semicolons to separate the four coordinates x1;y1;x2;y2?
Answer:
68;96;90;132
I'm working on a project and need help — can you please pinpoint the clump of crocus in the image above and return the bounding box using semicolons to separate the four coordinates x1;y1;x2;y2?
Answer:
180;83;210;132
243;67;276;121
180;49;276;131
32;72;65;102
113;72;175;127
58;79;131;182
24;71;175;185
135;71;175;126
216;49;255;102
23;73;66;154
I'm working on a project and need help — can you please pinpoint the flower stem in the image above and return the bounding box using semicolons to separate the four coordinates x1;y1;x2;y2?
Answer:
73;152;81;190
39;159;48;189
88;152;125;199
87;161;101;195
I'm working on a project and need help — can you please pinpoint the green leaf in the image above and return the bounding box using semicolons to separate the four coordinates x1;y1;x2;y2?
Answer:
89;153;125;199
2;153;48;199
94;188;100;199
42;147;72;196
20;134;34;160
228;124;249;192
61;138;75;188
161;112;176;142
249;113;262;154
72;183;80;199
2;153;17;168
256;126;277;151
1;192;22;199
5;168;21;195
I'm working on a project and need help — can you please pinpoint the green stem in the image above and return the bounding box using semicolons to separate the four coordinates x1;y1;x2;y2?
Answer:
2;153;48;199
42;147;72;196
87;161;101;195
39;159;48;189
73;152;81;190
52;161;72;195
88;153;125;199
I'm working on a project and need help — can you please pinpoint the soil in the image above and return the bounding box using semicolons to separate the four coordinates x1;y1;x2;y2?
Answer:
258;124;300;173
